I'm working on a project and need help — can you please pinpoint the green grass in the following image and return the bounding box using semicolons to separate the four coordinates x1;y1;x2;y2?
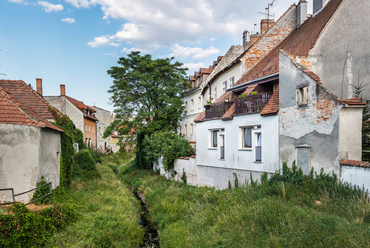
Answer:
47;152;144;247
119;162;370;248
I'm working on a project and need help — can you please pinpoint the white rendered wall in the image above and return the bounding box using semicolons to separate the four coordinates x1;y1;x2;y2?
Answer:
341;166;370;194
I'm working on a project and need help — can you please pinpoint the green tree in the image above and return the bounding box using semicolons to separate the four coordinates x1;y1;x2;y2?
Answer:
106;51;189;169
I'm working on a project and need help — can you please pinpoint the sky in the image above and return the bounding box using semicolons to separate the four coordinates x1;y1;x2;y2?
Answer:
0;0;313;112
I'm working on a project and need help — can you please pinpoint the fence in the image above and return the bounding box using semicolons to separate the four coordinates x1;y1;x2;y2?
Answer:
0;182;52;206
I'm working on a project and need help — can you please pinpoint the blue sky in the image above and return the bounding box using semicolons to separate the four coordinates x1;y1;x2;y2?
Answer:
0;0;313;112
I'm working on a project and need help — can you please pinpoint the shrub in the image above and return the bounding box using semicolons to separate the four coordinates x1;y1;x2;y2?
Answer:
31;176;51;205
73;149;101;180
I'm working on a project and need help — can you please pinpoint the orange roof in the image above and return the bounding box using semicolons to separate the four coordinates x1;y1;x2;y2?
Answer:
235;0;345;86
260;86;279;116
338;98;366;106
0;80;55;120
0;86;62;132
340;160;370;168
201;68;213;74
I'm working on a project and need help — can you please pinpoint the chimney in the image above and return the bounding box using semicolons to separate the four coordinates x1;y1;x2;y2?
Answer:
243;30;251;51
260;19;275;34
297;0;308;27
36;78;43;96
313;0;328;15
250;33;261;45
60;84;65;96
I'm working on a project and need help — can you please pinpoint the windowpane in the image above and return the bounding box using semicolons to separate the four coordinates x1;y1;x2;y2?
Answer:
256;133;262;161
212;130;218;147
244;128;252;147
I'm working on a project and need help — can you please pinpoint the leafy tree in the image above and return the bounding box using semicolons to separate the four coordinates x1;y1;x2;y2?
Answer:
106;51;189;169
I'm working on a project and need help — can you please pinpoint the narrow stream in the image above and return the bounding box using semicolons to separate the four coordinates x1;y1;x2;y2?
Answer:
133;191;160;248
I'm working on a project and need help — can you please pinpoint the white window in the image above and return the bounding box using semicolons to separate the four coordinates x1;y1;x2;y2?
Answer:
298;86;308;106
223;81;227;93
255;132;262;162
184;124;187;136
242;127;252;148
190;123;193;136
89;124;91;132
211;130;218;148
191;99;194;111
219;134;225;159
214;87;217;101
85;124;87;132
198;97;201;109
185;101;188;112
230;77;235;87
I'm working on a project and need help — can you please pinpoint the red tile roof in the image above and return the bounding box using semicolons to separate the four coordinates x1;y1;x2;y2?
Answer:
340;160;370;168
0;86;62;132
260;86;279;116
235;0;345;86
201;68;213;74
338;98;366;106
304;70;323;84
65;96;98;121
0;80;56;120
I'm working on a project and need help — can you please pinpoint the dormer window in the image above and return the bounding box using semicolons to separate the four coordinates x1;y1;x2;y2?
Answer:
298;86;308;106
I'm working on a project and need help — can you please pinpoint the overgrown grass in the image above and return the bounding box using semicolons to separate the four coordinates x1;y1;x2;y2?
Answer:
47;152;143;247
119;163;370;248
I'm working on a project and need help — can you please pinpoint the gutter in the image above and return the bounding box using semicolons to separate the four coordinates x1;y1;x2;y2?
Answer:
227;73;279;92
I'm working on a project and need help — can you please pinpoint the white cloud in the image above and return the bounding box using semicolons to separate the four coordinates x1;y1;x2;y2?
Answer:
64;0;95;8
169;44;219;59
61;17;75;23
104;51;117;56
38;1;63;12
8;0;24;3
121;47;147;53
87;35;111;48
181;62;206;72
109;42;120;47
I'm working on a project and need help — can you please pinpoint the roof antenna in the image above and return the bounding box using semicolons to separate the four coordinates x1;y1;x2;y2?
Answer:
258;0;276;20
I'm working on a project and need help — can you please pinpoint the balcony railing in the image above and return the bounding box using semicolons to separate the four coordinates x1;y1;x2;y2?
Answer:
235;92;273;115
205;101;234;119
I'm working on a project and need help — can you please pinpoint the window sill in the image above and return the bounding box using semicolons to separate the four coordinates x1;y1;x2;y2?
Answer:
239;148;252;151
208;147;217;150
254;161;263;164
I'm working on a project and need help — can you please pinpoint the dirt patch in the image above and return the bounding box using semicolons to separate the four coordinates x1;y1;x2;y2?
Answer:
26;203;54;211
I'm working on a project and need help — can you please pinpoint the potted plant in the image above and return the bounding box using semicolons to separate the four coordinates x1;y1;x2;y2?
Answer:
204;98;213;109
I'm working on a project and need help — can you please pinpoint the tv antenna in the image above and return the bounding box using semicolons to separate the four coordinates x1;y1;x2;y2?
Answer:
258;0;277;19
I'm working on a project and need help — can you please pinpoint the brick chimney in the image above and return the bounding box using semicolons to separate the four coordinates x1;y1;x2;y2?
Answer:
250;33;261;45
260;19;275;34
313;0;328;15
297;0;308;27
36;78;43;96
243;30;251;51
60;84;65;96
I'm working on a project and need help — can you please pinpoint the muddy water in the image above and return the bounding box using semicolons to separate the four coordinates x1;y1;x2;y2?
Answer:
133;191;160;248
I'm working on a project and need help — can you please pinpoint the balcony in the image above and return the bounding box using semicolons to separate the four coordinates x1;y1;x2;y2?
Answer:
205;101;234;119
234;92;273;115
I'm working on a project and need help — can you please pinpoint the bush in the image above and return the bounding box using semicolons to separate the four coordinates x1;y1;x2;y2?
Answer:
73;149;101;180
0;203;76;247
74;129;86;150
31;176;52;205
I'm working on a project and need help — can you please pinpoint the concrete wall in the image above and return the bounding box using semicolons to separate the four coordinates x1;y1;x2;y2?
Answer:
310;0;370;99
0;124;60;203
341;166;370;194
279;52;343;175
339;107;363;160
39;129;61;189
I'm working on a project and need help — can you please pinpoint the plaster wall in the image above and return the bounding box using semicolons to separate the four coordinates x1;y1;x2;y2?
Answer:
0;124;41;203
92;107;113;152
309;0;370;99
196;112;279;188
65;99;84;132
39;129;61;189
172;158;198;186
279;52;342;174
339;107;363;160
341;166;370;194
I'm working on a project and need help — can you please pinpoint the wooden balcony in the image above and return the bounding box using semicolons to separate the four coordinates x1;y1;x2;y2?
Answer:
234;92;273;115
205;101;234;119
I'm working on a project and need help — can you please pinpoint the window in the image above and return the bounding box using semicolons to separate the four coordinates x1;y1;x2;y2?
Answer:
219;134;225;159
179;126;182;135
296;146;311;175
198;97;201;109
89;124;90;132
230;77;235;87
85;124;87;132
255;133;262;162
184;124;187;136
214;87;217;101
298;86;308;106
93;125;95;134
223;81;227;93
190;123;193;136
185;101;188;112
191;99;194;111
211;130;218;147
242;128;252;148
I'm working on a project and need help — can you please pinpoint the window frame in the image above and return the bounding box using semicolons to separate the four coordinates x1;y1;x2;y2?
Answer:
191;99;194;111
223;81;227;93
230;77;235;87
297;86;308;106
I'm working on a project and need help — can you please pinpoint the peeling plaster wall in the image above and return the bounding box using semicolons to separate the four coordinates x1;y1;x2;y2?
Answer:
0;124;41;203
279;52;343;174
309;0;370;99
196;113;279;189
241;5;297;73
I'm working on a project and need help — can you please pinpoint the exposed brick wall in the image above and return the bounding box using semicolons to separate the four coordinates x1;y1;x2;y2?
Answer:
261;19;275;34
